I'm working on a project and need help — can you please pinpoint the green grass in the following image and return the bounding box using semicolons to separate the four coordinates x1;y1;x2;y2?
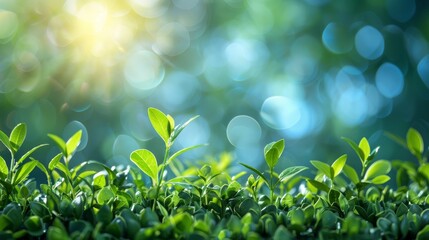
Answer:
0;108;429;239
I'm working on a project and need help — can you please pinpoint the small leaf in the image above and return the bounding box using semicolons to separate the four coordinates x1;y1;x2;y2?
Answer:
148;108;171;145
278;166;308;183
0;130;11;151
47;134;66;155
65;130;82;157
306;179;330;193
264;139;285;157
0;156;8;179
342;137;365;163
170;115;199;142
239;163;269;185
12;160;37;185
369;175;390;184
16;144;48;165
265;148;280;169
363;160;391;181
310;160;333;179
24;216;43;237
97;187;115;205
9;123;26;153
331;154;347;177
358;137;370;161
130;149;158;185
48;153;63;171
166;144;207;165
343;164;360;184
407;128;424;156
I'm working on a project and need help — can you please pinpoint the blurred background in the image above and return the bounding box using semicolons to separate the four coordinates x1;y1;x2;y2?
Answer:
1;0;429;175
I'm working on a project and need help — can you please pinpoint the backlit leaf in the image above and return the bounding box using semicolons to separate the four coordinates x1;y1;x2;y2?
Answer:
12;160;37;185
407;128;424;156
47;134;66;155
0;130;11;151
240;162;268;185
265;148;280;169
9;123;26;153
16;144;48;165
65;130;82;157
342;137;365;163
278;166;308;183
310;160;333;179
148;108;171;145
358;137;370;161
363;160;391;181
166;144;207;165
343;164;360;184
130;149;158;185
0;156;8;179
306;179;330;193
369;175;390;184
331;154;347;177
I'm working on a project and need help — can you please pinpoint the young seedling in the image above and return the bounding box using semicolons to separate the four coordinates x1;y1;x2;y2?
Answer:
387;128;428;187
130;108;205;210
240;139;308;203
342;137;391;190
0;123;48;196
308;154;347;191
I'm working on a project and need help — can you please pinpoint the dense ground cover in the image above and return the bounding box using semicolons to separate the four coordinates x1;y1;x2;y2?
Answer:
0;108;429;239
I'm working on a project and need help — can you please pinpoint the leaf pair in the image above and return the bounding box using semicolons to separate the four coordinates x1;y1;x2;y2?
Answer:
310;154;347;181
130;108;203;187
148;107;198;148
342;137;378;165
48;130;82;163
0;123;26;155
362;160;391;184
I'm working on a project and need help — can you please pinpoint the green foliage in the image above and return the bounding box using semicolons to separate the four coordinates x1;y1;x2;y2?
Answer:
241;139;307;203
0;116;428;239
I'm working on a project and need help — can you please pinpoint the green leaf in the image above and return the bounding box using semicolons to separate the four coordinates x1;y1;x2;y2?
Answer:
130;149;158;185
0;156;8;179
97;187;115;205
65;130;82;157
48;134;66;155
278;166;308;183
358;137;370;161
306;179;330;193
342;164;360;184
31;158;50;185
342;137;365;163
170;116;199;143
264;140;285;169
363;160;391;181
148;108;171;145
16;144;48;165
369;175;390;184
48;153;63;171
9;123;26;153
0;130;11;152
239;162;269;185
331;154;347;177
12;160;37;185
166;144;207;165
417;225;429;240
265;148;280;169
407;128;424;156
24;216;43;237
310;160;333;179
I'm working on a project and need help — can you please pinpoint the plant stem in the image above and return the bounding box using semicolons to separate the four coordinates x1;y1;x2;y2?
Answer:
8;153;15;182
153;145;171;210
